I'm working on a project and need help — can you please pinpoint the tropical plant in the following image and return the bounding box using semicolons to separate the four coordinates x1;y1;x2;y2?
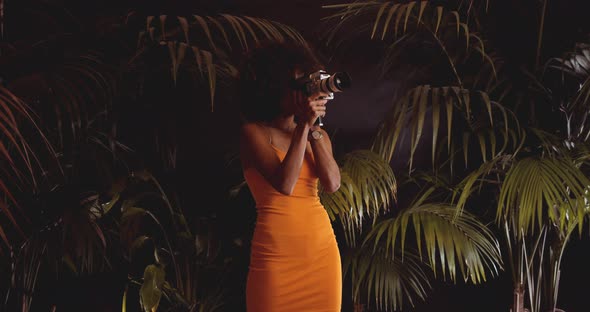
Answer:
0;1;314;311
319;0;590;311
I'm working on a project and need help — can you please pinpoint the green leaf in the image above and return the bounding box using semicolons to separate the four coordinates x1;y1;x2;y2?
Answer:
324;150;396;239
321;171;363;244
459;23;470;51
177;17;190;43
403;1;417;33
417;1;428;26
233;15;259;43
451;11;460;35
477;132;487;162
122;284;128;312
371;2;390;39
193;15;217;51
140;264;166;312
346;247;430;311
364;203;502;284
435;6;443;34
202;50;216;111
497;157;590;234
206;16;232;50
394;2;406;37
381;3;401;40
191;46;204;79
221;14;248;50
445;87;454;152
454;157;501;215
432;88;440;167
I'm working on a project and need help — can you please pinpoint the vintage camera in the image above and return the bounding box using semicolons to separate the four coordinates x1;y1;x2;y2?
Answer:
295;70;351;126
298;70;352;100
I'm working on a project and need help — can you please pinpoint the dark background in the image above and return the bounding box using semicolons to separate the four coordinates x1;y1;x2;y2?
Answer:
6;0;590;311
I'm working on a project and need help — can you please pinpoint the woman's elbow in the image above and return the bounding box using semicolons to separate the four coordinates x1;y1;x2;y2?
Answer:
323;181;341;194
278;189;294;196
276;184;295;196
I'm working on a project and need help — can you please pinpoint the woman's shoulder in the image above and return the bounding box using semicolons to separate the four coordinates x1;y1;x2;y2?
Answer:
240;122;263;135
240;122;268;143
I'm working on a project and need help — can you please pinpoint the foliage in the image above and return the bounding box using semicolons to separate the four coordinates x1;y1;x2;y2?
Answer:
0;1;309;311
320;0;590;311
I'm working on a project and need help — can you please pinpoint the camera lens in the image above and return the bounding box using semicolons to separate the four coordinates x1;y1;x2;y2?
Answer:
320;72;352;93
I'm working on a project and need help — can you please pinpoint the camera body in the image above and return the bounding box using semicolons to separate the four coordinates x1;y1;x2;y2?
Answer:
294;69;351;126
297;70;352;100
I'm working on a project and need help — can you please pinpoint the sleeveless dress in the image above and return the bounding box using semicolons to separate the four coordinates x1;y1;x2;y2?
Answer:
243;144;342;312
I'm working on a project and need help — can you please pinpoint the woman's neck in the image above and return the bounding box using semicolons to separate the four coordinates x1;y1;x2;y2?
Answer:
267;115;296;133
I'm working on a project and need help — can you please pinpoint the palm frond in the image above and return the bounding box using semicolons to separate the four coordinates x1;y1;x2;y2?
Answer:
322;171;363;245
140;14;309;111
44;52;118;147
321;150;396;246
345;246;431;311
363;203;503;284
323;1;479;40
546;42;590;79
0;87;58;247
453;156;507;216
321;1;497;84
497;156;590;234
543;41;590;140
371;85;523;173
340;150;397;218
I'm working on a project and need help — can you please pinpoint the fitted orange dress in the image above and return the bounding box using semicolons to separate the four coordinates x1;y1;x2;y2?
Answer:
243;144;342;312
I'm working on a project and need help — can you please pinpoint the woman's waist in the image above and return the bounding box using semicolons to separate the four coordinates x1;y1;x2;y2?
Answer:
253;194;323;209
253;205;333;234
251;217;336;247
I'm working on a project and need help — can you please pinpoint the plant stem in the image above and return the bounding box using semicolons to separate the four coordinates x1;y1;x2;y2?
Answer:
145;210;182;291
535;0;548;69
513;282;525;312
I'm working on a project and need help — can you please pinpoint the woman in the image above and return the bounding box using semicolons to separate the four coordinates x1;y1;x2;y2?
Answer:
238;40;342;311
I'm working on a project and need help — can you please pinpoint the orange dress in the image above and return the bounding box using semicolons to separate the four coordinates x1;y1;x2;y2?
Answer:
243;144;342;312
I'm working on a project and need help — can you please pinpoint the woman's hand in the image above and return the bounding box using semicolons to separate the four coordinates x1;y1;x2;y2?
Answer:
295;91;329;127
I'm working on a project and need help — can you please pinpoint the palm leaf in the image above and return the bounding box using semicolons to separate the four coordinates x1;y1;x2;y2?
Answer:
340;150;397;218
497;156;590;234
321;150;396;245
345;246;431;311
546;42;590;79
453;156;506;216
321;1;497;82
0;87;57;247
371;85;521;172
141;14;308;112
363;203;502;284
321;170;363;245
543;42;590;140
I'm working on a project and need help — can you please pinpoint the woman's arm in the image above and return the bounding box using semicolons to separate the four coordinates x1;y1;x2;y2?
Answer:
309;126;341;193
240;122;310;195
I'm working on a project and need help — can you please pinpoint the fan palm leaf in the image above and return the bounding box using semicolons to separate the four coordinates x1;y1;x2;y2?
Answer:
321;150;397;245
0;87;58;248
344;246;431;311
497;156;590;235
544;41;590;140
371;85;524;173
321;1;497;86
140;14;309;111
363;203;502;284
